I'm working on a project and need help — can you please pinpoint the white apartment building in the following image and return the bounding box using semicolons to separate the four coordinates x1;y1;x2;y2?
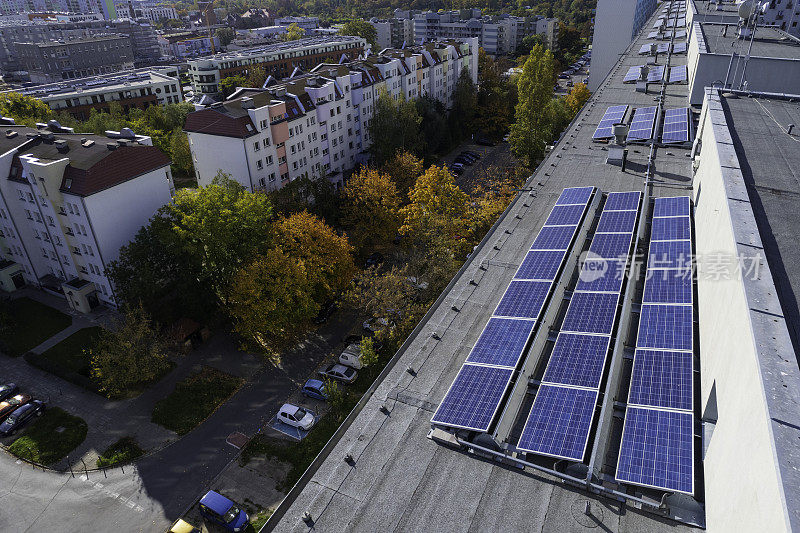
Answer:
114;0;176;21
369;17;415;50
184;39;478;193
274;16;319;31
0;121;174;311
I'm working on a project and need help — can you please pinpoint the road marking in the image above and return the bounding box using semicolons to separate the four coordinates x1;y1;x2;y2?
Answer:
80;477;143;513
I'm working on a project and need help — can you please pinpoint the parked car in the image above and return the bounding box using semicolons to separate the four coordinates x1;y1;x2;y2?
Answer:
451;162;464;170
198;491;249;532
314;300;337;324
0;400;44;436
168;518;200;533
339;342;364;369
301;379;329;401
464;150;481;158
363;316;391;333
364;252;384;269
0;394;31;422
319;363;358;383
277;403;316;430
458;153;477;163
0;383;19;402
454;156;473;165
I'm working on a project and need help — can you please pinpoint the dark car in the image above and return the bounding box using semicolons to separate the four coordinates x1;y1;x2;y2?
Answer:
0;393;31;422
302;379;329;401
314;300;337;324
318;363;358;383
460;152;478;162
464;150;481;159
454;156;473;166
364;252;384;269
0;383;19;402
198;491;249;532
0;400;44;436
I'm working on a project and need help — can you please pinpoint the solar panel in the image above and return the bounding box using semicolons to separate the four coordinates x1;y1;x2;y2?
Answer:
637;304;693;351
656;43;670;54
494;280;551;320
575;259;625;292
588;233;633;259
616;407;694;494
431;364;514;431
674;29;687;39
647;66;665;82
597;210;637;233
561;292;619;335
672;42;687;54
627;106;658;142
516;385;598;461
531;225;577;250
662;107;691;144
648;240;692;269
604;191;641;211
623;65;640;83
593;105;628;140
546;204;587;226
628;349;693;411
465;317;535;367
643;270;692;304
647;31;660;39
668;65;687;84
515;250;566;281
638;44;652;55
556;186;595;206
542;333;612;388
653;196;691;217
651;216;690;241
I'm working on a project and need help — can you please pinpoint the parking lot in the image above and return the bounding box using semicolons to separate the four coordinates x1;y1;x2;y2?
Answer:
555;52;591;94
439;140;518;194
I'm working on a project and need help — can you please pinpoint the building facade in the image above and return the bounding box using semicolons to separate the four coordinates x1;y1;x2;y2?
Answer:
158;31;219;59
113;0;176;21
274;16;319;31
369;17;414;50
185;39;478;193
16;34;134;83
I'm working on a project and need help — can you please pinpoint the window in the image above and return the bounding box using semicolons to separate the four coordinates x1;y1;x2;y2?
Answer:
263;138;271;147
257;160;263;170
253;141;260;152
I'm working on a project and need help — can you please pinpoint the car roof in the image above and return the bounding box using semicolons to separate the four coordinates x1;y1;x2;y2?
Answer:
199;490;233;513
305;379;324;388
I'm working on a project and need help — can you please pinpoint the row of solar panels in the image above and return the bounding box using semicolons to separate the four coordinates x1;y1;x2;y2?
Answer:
638;41;687;55
593;105;692;144
624;64;687;84
516;191;643;461
616;196;695;495
648;29;687;41
430;187;596;432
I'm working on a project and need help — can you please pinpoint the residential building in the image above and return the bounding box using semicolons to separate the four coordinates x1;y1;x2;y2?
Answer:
184;39;478;192
0;0;117;18
589;0;658;91
158;31;219;59
0;122;173;311
16;34;134;83
113;0;176;21
686;0;800;38
369;17;414;50
6;66;182;120
274;16;319;31
186;36;367;96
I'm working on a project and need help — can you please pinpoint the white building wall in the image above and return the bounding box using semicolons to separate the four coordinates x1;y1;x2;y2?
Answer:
188;132;251;189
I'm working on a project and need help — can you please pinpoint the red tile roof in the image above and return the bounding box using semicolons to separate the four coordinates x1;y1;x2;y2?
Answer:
60;145;171;196
184;108;257;138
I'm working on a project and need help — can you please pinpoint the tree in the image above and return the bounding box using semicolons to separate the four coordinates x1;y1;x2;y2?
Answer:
565;82;591;116
509;44;558;167
339;19;378;49
383;151;423;198
416;95;451;157
272;211;356;304
283;22;305;41
269;174;340;226
517;33;545;56
169;128;194;177
346;264;418;335
341;167;401;251
359;337;379;367
220;75;246;97
0;92;53;126
216;27;236;46
245;65;268;88
475;49;514;141
449;68;478;140
368;91;423;165
88;305;171;398
227;247;317;346
324;377;347;419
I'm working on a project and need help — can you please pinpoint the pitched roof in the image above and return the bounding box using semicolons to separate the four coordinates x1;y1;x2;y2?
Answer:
183;107;256;138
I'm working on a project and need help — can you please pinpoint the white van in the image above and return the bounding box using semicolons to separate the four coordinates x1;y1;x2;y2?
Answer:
338;342;364;369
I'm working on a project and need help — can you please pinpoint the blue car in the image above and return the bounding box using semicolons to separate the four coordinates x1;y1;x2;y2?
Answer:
302;379;328;401
198;490;249;532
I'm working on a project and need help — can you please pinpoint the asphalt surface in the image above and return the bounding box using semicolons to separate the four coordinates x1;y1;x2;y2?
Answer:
0;310;356;533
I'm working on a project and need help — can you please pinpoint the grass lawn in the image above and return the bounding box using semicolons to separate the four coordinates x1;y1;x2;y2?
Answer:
1;298;71;356
7;407;87;465
40;326;104;377
96;436;145;468
151;366;244;435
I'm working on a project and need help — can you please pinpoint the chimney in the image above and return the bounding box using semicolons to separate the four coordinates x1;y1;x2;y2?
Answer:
241;96;254;109
55;139;69;153
106;142;117;150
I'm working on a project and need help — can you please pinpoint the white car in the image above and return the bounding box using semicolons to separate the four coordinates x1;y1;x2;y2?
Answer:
277;403;315;430
339;343;364;369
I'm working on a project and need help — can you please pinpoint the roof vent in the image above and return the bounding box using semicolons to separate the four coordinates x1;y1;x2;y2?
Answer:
81;138;95;147
5;130;17;139
40;132;55;142
107;142;117;150
55;139;69;153
119;127;136;139
117;139;129;147
241;96;254;109
36;122;48;130
0;117;15;126
274;87;286;97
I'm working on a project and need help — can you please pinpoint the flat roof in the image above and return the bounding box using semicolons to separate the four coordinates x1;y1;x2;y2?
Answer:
689;0;740;20
267;3;702;532
699;23;800;57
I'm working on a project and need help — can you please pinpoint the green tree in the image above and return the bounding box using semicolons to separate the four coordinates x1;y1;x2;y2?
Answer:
0;92;53;126
517;33;545;56
565;82;591;116
283;22;306;41
346;264;418;337
509;44;557;167
269;174;340;226
216;27;236;46
339;19;378;49
383;151;424;198
449;67;478;140
359;337;379;367
368;91;423;165
220;75;246;98
324;378;347;419
169;128;194;177
245;65;268;88
475;49;514;140
88;305;170;398
341;167;401;251
416;95;451;157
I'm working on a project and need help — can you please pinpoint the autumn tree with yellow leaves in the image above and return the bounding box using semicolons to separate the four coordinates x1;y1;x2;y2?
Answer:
341;167;402;250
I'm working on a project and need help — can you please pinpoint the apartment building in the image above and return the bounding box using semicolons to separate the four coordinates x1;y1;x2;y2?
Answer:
369;17;414;50
114;0;176;21
0;122;173;311
686;0;800;39
158;31;219;59
187;36;367;96
184;39;478;193
7;66;182;120
274;16;319;31
16;34;134;83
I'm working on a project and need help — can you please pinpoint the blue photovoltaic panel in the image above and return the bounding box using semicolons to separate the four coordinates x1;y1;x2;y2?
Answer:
593;106;628;140
546;204;586;226
643;271;692;304
556;186;594;206
604;191;641;211
494;280;551;320
515;250;565;280
616;407;694;494
465;317;535;368
623;65;640;83
542;333;612;388
653;196;691;218
628;349;693;411
656;43;670;54
662;107;690;144
588;233;633;260
651;216;690;241
517;385;599;460
648;240;692;269
597;210;637;234
675;30;687;39
647;66;665;82
627;106;658;142
431;364;514;431
672;42;687;54
647;31;660;39
531;225;577;250
637;304;693;351
669;65;687;83
575;260;625;292
561;292;619;335
639;44;652;55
